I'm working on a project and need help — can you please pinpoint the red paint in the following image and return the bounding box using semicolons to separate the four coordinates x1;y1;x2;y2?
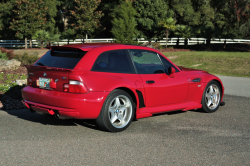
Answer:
22;43;225;121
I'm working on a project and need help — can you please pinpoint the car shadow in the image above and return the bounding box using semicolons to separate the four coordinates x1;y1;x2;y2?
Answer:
3;108;102;131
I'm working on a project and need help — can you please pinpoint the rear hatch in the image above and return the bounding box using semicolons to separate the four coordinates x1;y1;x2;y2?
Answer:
26;47;87;92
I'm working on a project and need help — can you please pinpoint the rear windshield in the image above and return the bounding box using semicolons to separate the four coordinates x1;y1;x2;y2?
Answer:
34;49;87;69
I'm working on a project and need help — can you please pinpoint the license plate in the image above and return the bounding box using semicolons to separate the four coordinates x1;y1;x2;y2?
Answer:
39;77;51;88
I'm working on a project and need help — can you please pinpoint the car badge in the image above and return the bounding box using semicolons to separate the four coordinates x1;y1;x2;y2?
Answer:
43;72;47;77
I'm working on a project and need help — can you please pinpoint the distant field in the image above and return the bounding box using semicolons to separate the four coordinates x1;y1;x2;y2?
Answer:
163;51;250;77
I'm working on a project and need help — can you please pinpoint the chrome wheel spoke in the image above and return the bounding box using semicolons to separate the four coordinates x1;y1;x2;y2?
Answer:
114;97;121;108
110;115;118;124
209;85;214;93
108;94;133;129
205;84;221;110
207;98;212;107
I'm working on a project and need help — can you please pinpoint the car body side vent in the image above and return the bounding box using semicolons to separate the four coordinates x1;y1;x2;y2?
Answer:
136;90;145;108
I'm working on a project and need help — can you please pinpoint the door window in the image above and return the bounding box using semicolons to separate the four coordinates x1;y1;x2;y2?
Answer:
128;50;165;74
159;56;179;74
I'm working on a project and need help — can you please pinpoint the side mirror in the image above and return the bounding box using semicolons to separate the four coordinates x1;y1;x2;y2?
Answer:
168;67;175;77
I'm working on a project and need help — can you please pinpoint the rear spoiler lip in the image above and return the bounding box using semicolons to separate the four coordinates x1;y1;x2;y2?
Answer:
25;65;73;71
46;46;92;51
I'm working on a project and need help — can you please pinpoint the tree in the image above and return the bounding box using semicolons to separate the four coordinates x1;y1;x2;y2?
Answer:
159;17;176;47
70;0;103;42
9;0;54;49
62;28;76;44
33;30;49;48
167;0;200;26
175;25;193;47
0;0;17;39
133;0;168;43
97;0;122;37
111;0;137;44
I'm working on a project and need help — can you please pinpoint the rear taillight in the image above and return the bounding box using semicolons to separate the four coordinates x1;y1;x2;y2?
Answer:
63;80;88;94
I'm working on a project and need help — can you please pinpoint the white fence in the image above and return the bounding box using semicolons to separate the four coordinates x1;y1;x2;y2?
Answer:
0;38;250;48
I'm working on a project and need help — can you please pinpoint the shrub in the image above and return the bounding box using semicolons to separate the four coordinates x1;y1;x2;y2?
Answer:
0;47;15;59
0;52;8;60
13;52;39;66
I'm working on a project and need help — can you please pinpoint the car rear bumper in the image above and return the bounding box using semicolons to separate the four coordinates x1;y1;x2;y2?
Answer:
22;86;109;119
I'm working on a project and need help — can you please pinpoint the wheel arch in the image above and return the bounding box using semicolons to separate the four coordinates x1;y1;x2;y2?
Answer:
115;87;138;108
212;79;224;101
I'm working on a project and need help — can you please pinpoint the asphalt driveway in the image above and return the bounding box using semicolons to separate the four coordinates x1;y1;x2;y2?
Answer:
0;75;249;165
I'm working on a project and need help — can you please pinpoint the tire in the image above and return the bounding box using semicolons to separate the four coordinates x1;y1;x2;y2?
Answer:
96;89;135;132
201;81;221;113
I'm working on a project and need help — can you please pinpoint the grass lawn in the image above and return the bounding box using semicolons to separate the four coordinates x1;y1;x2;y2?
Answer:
163;51;250;78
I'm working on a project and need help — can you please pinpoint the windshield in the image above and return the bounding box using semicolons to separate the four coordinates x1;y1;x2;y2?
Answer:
34;49;87;69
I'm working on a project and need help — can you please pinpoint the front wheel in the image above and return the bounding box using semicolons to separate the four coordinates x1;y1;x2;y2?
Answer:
96;90;134;132
201;81;221;113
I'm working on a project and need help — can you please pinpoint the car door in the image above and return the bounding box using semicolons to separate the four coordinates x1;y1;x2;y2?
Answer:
128;49;189;107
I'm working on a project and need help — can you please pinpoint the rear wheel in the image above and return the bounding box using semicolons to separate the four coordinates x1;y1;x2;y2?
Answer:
201;81;221;113
96;90;134;132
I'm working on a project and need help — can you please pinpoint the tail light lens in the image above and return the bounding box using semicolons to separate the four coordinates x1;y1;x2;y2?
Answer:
63;80;88;94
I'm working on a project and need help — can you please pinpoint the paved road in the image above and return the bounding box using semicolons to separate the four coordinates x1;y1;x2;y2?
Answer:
217;75;250;98
0;76;249;165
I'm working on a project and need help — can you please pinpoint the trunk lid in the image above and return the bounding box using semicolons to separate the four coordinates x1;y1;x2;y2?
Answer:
26;65;70;92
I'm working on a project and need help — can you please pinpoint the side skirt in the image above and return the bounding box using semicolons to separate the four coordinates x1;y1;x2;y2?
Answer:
136;102;202;119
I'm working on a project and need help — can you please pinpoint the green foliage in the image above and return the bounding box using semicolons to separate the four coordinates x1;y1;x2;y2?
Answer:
0;72;20;93
0;47;14;60
133;0;168;42
0;52;8;60
0;0;250;41
70;0;103;39
62;28;76;44
168;0;200;26
33;30;50;48
159;18;177;31
111;1;137;44
8;0;58;48
10;0;47;39
0;73;26;93
159;17;176;47
13;53;39;66
175;25;193;39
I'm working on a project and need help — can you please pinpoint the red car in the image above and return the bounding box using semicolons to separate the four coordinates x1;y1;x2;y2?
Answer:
22;43;225;132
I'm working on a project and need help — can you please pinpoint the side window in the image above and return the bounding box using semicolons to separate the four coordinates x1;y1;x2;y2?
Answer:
159;56;179;74
128;50;165;74
91;50;135;74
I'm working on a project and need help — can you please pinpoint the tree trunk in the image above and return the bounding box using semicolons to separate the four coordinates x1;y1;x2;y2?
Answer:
25;38;27;49
177;37;179;46
29;39;32;48
206;38;211;50
85;34;88;43
184;38;188;48
223;40;226;49
166;29;169;48
41;40;44;48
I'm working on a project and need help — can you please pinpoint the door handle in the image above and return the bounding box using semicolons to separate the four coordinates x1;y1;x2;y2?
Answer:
146;80;155;84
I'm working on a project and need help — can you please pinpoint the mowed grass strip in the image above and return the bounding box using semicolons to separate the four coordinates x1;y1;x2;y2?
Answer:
163;51;250;77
